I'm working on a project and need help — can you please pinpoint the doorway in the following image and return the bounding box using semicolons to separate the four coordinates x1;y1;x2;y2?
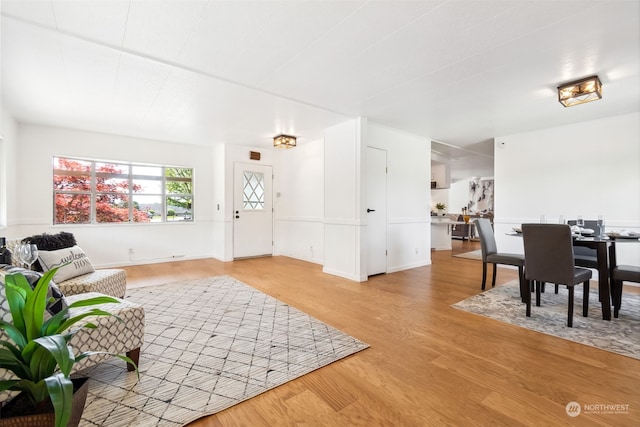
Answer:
366;147;387;276
233;163;273;259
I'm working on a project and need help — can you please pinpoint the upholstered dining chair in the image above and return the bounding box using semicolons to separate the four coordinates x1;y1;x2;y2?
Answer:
567;219;599;268
474;218;525;297
522;224;592;327
610;263;640;318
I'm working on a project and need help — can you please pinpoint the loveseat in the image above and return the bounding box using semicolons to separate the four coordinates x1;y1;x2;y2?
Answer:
0;265;144;405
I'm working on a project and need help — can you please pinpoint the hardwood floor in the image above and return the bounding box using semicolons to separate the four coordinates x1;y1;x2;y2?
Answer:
120;241;640;426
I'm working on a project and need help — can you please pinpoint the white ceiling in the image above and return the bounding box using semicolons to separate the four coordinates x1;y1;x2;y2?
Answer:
2;0;639;164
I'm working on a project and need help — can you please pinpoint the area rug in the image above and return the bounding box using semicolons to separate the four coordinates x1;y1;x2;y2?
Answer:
453;249;482;260
452;280;640;360
78;276;369;426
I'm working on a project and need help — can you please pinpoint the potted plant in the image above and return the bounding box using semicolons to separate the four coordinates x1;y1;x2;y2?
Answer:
435;202;446;215
0;268;138;427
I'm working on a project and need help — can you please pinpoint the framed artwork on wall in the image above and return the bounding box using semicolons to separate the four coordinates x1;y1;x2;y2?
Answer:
469;179;494;213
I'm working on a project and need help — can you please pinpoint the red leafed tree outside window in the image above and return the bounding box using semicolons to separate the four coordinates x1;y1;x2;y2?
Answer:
54;157;194;224
54;157;149;224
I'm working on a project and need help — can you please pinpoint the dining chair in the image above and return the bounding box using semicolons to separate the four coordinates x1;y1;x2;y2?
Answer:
522;224;592;327
610;264;640;318
567;220;599;268
474;218;526;297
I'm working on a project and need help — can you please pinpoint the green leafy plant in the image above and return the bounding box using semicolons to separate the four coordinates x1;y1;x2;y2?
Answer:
435;202;446;210
0;268;138;427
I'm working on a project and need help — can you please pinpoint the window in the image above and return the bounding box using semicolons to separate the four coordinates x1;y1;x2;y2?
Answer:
242;171;265;210
53;157;193;224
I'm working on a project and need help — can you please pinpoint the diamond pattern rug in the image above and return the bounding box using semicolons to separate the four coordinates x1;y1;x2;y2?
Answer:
452;280;640;360
78;276;369;426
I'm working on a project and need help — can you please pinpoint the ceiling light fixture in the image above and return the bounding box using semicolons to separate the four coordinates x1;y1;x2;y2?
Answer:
273;134;297;149
557;75;602;107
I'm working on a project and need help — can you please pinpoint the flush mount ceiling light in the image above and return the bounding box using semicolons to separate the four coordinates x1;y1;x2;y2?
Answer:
557;75;602;107
273;134;297;149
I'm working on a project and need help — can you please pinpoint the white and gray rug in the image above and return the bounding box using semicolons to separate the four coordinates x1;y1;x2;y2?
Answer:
78;276;369;426
452;280;640;360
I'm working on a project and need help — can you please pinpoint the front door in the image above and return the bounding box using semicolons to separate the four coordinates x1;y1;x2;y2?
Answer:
233;163;273;259
366;147;387;276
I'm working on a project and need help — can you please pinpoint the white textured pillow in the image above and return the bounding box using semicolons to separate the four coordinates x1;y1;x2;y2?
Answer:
37;245;95;282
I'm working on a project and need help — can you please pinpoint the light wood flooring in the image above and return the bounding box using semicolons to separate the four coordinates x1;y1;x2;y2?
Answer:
120;239;640;426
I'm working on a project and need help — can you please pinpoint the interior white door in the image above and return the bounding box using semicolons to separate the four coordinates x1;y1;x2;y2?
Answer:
366;147;387;276
233;163;273;259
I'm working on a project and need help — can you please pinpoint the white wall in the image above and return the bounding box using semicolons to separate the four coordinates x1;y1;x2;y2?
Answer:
0;109;18;229
6;124;217;267
322;118;431;281
494;112;640;265
430;163;450;189
4;124;297;266
211;143;229;261
323;118;364;280
274;139;324;264
448;179;469;215
367;122;431;273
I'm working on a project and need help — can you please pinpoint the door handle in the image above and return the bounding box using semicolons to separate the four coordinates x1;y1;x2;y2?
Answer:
235;210;239;219
367;208;376;213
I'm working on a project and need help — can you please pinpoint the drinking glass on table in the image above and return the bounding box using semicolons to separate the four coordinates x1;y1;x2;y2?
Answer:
12;246;24;268
597;215;606;238
576;215;585;239
18;243;38;270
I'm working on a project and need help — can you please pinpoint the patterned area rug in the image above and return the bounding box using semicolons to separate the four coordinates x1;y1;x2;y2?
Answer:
452;249;482;260
452;280;640;360
78;276;369;426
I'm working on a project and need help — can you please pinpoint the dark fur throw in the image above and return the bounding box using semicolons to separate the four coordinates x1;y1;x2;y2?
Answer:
22;231;77;250
21;232;77;271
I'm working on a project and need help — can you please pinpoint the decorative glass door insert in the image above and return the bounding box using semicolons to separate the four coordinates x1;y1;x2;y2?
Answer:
242;171;264;210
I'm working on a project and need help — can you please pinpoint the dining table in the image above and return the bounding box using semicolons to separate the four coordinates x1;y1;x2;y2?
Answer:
507;229;640;321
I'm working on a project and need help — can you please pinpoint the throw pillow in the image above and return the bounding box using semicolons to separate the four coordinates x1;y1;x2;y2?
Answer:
0;265;69;320
37;246;95;283
22;232;77;272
